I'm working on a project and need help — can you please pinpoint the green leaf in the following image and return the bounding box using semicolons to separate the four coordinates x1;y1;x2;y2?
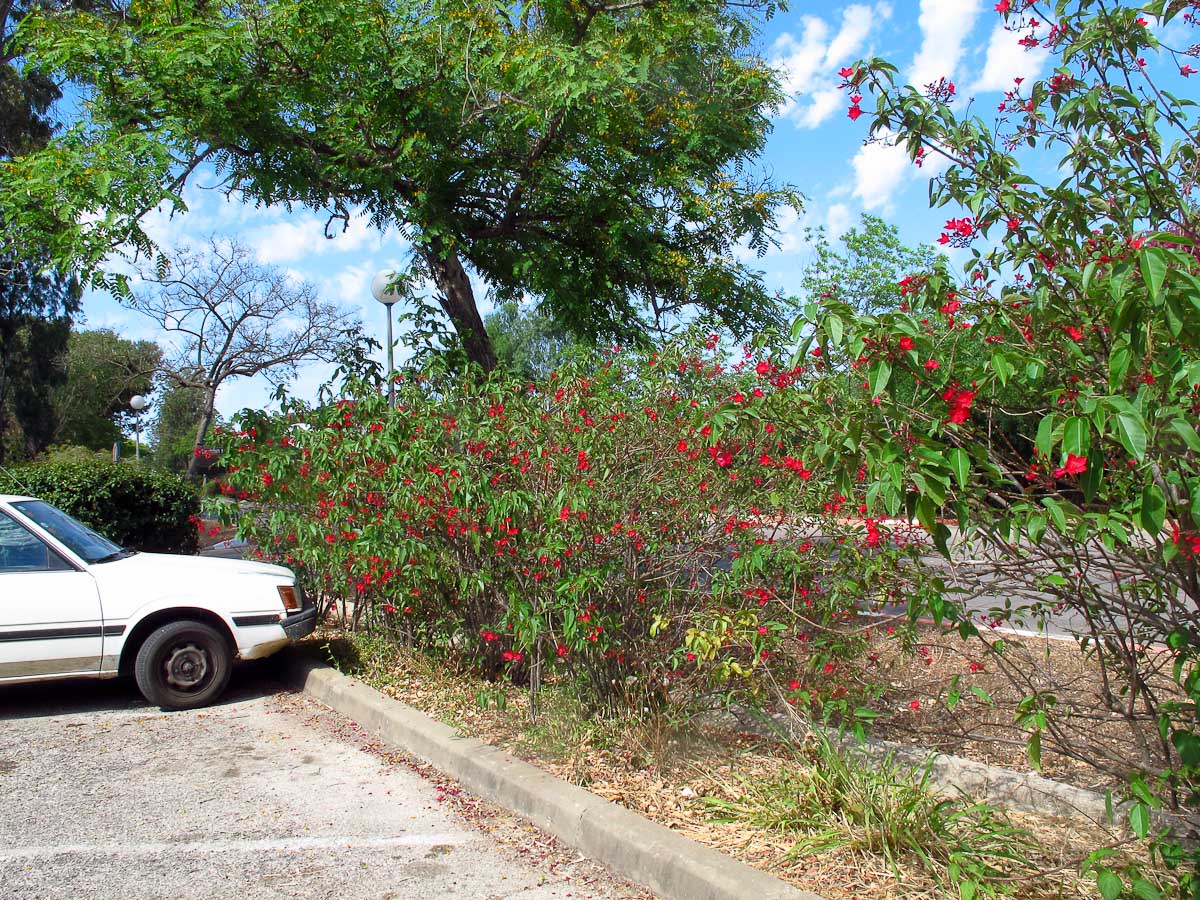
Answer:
1042;498;1068;533
948;448;969;490
1035;414;1055;458
1109;400;1148;462
1064;416;1090;456
826;314;844;346
1027;730;1042;771
1172;730;1200;767
1141;247;1167;303
946;675;962;710
1027;514;1046;545
869;359;892;397
968;685;993;706
1138;482;1167;535
1108;344;1132;390
1170;419;1200;452
1097;870;1123;900
991;352;1014;386
1129;801;1151;839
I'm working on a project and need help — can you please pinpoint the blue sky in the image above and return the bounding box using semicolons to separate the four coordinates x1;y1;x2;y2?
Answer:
72;0;1194;423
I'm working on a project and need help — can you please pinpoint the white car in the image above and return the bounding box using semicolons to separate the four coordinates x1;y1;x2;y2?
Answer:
0;494;316;710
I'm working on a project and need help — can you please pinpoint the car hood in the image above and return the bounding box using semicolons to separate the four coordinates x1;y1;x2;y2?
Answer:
93;552;293;581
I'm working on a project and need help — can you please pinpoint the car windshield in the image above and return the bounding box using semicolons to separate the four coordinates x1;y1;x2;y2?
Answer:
12;500;125;564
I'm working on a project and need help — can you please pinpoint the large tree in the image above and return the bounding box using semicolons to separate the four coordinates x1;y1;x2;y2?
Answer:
0;0;79;463
52;328;161;450
800;213;940;315
485;301;583;380
151;382;209;473
130;236;358;476
4;0;798;370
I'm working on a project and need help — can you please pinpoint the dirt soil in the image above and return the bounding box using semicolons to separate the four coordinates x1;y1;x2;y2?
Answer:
852;620;1180;794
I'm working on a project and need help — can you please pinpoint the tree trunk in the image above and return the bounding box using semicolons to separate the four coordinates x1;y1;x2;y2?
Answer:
423;238;498;372
186;386;218;479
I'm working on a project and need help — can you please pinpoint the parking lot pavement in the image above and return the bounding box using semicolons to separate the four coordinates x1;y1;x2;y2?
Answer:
0;664;648;900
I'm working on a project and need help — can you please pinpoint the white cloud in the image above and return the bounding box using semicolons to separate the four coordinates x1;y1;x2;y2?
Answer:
825;203;853;239
907;0;982;91
969;22;1051;94
245;218;315;264
246;210;399;265
851;129;912;211
772;3;892;129
325;261;378;318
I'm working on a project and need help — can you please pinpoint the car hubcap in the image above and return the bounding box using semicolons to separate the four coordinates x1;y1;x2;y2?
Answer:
164;643;209;691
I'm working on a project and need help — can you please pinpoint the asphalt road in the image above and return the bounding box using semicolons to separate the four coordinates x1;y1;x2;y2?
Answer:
0;663;646;900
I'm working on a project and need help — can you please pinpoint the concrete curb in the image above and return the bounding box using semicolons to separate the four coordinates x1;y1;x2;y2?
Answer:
283;653;824;900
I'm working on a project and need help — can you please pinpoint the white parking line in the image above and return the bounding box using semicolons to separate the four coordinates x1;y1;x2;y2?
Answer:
0;833;472;860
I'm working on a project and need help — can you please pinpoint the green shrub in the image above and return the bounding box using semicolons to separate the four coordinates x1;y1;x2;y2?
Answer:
0;460;200;554
211;335;933;720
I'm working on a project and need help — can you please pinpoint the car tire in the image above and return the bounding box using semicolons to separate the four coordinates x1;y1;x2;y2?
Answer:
134;620;233;711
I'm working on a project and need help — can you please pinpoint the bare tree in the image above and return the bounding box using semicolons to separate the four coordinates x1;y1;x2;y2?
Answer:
130;236;360;476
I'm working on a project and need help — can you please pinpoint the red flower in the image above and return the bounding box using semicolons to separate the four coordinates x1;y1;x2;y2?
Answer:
1182;65;1197;77
755;360;771;376
1053;454;1087;478
788;679;800;691
838;66;855;78
925;359;940;371
909;699;921;710
1064;325;1083;341
898;336;914;352
847;104;863;121
944;388;977;424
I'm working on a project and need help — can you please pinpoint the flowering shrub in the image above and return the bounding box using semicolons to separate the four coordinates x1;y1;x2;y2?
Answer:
212;336;931;719
826;1;1200;894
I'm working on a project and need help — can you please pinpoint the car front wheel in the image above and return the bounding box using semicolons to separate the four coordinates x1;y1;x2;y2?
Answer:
134;620;233;710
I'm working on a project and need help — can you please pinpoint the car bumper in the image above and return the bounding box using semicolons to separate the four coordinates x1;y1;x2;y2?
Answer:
282;605;318;640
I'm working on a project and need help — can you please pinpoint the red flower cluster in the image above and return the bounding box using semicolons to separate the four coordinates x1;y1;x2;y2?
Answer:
938;217;976;248
1053;454;1087;478
943;386;977;424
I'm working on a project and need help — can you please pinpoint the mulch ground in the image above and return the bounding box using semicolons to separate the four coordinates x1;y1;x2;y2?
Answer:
306;623;1139;900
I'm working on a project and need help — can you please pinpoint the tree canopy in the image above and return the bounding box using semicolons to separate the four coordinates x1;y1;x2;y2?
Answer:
53;328;160;451
0;0;79;463
4;0;799;369
800;213;940;315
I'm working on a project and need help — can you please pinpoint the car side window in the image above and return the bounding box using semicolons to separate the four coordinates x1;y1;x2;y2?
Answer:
0;511;74;573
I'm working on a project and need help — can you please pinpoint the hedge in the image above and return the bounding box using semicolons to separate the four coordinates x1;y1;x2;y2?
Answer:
0;460;200;554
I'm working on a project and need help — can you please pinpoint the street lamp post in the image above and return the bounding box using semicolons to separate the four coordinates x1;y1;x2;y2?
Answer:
371;270;400;407
130;394;149;462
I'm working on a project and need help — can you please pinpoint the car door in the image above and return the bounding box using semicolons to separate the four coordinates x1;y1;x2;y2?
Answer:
0;509;103;680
